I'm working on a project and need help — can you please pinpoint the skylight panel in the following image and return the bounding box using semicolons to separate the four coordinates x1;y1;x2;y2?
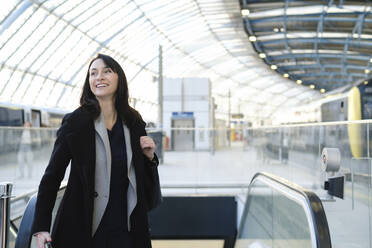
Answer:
11;72;32;102
34;78;54;106
1;70;23;100
0;68;12;94
22;75;44;105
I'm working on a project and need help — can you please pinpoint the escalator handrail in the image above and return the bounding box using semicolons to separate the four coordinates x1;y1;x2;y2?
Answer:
14;183;67;248
242;172;331;248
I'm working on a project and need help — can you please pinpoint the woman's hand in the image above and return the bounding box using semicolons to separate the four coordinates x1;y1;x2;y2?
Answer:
34;232;52;248
140;136;156;160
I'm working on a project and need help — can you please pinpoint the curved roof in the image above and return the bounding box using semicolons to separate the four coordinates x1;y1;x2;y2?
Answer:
0;0;320;122
241;0;372;93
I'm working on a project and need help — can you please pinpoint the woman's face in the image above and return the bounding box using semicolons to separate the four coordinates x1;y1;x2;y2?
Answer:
89;58;119;102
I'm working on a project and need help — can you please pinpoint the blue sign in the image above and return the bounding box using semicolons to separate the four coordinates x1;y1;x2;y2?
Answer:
172;112;194;118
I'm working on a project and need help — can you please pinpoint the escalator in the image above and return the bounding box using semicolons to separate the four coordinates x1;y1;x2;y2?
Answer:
236;172;331;248
2;172;331;248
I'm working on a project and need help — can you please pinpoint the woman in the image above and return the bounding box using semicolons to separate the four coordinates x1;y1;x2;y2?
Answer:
31;54;162;248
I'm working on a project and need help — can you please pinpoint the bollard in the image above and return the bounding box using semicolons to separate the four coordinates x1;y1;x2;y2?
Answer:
0;183;12;248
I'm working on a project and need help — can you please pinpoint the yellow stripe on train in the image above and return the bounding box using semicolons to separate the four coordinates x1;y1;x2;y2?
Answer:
347;86;363;158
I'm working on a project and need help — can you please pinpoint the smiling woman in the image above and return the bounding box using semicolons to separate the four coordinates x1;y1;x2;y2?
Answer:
89;59;119;102
31;53;162;248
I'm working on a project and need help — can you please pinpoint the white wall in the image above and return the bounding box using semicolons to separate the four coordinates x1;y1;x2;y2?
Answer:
163;78;212;150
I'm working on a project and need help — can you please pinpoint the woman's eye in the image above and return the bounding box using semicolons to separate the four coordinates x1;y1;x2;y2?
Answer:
90;72;96;76
105;70;111;73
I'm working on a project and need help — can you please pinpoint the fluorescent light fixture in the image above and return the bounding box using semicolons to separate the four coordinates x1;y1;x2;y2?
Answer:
310;84;315;89
249;36;257;42
259;53;266;58
320;89;325;93
296;80;302;84
283;73;289;78
241;9;250;16
365;69;370;74
270;65;277;70
364;81;369;85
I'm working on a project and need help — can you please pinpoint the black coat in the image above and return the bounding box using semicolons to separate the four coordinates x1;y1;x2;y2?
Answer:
31;107;161;248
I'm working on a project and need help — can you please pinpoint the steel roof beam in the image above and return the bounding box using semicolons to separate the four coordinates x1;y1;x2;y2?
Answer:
292;71;366;78
315;6;326;73
280;63;370;71
250;16;372;25
269;53;370;61
260;38;372;48
302;77;363;84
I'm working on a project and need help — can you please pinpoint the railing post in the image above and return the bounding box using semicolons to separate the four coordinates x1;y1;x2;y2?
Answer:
0;182;12;248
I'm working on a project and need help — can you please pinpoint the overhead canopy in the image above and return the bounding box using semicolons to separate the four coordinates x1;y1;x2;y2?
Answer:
240;0;372;93
0;0;320;123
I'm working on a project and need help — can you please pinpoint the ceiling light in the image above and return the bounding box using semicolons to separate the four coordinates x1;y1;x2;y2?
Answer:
249;36;257;42
310;84;315;89
259;53;266;58
365;69;371;74
283;73;289;78
273;28;279;32
270;65;277;70
296;80;302;84
241;9;250;16
280;28;285;32
364;81;369;85
370;58;372;63
320;89;326;93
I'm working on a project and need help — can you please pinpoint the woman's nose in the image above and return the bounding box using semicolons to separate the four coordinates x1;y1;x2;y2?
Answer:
97;71;104;80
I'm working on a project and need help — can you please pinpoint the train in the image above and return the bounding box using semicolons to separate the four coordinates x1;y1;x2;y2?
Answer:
0;104;66;127
246;77;372;179
0;104;67;154
270;78;372;158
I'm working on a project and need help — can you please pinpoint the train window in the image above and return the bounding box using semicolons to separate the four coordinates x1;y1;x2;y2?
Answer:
362;93;372;119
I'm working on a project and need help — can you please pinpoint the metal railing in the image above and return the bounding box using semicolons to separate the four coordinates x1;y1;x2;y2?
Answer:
0;183;12;248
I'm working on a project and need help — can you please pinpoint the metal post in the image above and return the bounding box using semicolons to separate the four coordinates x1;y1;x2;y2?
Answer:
228;90;231;147
158;45;163;128
0;182;12;248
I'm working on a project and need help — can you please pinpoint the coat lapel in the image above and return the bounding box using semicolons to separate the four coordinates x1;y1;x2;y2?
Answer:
94;112;112;178
92;112;111;236
123;124;137;231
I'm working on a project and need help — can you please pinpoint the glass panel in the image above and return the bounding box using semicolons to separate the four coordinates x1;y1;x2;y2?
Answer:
0;5;34;50
272;190;312;248
236;180;274;248
71;0;107;28
11;73;32;102
0;68;13;94
61;0;94;22
34;78;53;106
0;127;61;195
236;178;313;248
22;75;44;105
0;10;43;66
0;1;19;24
46;83;64;107
1;70;23;100
57;86;72;109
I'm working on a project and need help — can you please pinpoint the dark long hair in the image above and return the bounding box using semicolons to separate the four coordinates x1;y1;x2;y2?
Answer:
80;53;143;127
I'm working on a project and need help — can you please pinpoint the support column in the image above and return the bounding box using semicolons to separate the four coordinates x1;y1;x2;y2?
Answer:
0;182;12;248
158;45;163;128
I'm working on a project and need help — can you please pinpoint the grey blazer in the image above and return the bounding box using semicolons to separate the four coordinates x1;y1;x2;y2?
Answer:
92;112;137;235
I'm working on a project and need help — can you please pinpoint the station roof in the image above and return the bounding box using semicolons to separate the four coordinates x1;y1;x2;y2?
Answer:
241;0;372;92
0;0;332;122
